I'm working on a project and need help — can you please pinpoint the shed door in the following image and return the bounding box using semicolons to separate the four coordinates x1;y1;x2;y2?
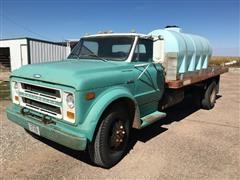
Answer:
20;44;28;66
0;47;10;70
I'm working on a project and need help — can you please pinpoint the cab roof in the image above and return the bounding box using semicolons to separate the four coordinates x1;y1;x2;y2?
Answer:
83;33;150;39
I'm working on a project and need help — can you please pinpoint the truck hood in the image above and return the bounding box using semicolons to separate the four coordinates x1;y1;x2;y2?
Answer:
11;59;134;90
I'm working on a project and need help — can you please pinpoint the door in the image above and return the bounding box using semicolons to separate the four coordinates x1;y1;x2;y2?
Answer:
20;44;28;66
0;47;10;70
132;38;164;116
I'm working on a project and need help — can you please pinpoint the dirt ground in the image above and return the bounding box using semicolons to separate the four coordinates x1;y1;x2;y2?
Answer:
0;71;10;81
0;69;239;179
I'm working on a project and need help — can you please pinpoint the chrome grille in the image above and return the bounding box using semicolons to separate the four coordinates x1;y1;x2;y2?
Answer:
18;82;62;119
22;98;61;115
21;83;61;100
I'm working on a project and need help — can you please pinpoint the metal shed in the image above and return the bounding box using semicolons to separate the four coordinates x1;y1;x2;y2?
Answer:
0;37;69;71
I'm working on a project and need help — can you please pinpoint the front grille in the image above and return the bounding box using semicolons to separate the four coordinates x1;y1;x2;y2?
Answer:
22;97;61;115
18;82;63;119
21;83;61;99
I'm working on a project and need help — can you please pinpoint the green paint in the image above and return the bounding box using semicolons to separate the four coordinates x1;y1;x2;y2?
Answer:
6;105;87;150
7;36;166;151
141;111;166;128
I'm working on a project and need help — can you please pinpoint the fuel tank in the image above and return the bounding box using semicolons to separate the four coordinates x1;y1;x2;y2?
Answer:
149;26;212;78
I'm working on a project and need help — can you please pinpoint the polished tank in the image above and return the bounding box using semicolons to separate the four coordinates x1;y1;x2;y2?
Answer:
149;27;212;74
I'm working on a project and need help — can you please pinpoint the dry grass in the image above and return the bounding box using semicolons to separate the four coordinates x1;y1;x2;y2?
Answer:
0;64;10;72
210;56;240;66
0;81;10;100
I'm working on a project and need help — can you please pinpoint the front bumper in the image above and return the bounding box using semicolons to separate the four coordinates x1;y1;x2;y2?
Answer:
6;105;87;151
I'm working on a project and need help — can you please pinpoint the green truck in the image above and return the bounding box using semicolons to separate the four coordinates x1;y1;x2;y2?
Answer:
7;27;228;168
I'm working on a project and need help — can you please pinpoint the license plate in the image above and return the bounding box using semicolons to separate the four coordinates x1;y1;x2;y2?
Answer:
28;122;40;135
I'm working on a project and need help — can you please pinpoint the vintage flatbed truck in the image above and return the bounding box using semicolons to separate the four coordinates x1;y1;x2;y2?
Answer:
7;26;228;168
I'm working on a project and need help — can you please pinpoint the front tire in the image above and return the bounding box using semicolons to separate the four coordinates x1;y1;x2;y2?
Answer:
88;106;130;168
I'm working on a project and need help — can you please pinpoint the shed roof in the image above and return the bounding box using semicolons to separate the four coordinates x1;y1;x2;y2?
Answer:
0;37;66;46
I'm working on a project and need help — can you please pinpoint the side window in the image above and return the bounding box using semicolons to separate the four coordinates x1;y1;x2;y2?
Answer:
132;39;153;62
81;41;98;55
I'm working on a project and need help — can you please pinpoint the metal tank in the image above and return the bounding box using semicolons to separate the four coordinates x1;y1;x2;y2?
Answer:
149;26;212;74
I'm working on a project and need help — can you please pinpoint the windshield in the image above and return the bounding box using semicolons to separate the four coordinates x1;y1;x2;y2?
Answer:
67;36;135;61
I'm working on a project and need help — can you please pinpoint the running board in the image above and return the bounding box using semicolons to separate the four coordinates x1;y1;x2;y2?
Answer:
141;111;166;128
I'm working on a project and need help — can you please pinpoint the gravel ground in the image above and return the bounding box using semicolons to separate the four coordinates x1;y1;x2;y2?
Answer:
0;69;239;179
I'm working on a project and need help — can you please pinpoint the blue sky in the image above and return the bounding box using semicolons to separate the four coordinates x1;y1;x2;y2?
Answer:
0;0;239;56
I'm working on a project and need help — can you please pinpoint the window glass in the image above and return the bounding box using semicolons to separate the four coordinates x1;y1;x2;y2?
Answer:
112;44;131;53
138;44;146;53
132;39;153;62
68;36;135;61
81;41;98;55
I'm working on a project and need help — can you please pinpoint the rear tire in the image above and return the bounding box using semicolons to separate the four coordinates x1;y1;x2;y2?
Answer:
192;88;203;108
88;106;130;168
202;81;217;110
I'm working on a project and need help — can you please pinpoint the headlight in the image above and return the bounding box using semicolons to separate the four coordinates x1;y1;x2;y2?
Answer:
13;81;19;90
11;81;20;104
66;93;74;109
63;92;75;123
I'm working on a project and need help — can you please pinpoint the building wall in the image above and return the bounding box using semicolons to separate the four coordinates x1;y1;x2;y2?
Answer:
0;38;68;71
0;39;28;71
29;40;67;64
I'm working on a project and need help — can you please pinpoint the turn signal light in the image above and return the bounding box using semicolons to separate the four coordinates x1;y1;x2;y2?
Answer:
67;111;74;119
15;96;19;101
85;92;95;100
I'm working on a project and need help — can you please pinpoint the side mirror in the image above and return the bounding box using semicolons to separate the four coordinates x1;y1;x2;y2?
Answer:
153;37;164;63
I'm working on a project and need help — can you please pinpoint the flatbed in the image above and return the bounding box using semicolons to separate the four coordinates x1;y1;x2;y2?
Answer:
166;66;229;89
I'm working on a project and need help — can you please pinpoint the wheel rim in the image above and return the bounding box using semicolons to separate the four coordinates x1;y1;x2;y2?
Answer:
108;119;127;151
210;87;216;104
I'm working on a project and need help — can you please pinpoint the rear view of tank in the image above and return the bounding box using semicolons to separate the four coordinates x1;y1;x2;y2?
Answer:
149;26;212;80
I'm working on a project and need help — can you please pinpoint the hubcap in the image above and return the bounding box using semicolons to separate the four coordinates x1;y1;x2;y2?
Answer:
109;120;126;151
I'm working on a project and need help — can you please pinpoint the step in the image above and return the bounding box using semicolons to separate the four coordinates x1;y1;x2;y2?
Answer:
141;111;167;128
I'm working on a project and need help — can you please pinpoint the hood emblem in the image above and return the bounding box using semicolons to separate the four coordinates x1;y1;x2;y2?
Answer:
34;74;41;78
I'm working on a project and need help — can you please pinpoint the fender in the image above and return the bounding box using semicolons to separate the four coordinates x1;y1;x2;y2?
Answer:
79;86;140;141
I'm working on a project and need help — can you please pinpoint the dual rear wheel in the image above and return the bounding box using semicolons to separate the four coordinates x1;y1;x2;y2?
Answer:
193;80;218;110
201;81;217;109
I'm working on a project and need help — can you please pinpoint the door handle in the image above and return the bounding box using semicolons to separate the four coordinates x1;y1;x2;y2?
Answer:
126;80;134;84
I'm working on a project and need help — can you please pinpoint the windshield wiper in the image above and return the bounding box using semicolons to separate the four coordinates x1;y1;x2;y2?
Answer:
82;54;108;62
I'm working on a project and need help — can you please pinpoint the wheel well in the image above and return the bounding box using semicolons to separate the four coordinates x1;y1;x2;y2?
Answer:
89;97;136;144
207;75;220;84
185;75;220;99
203;75;220;91
102;97;136;124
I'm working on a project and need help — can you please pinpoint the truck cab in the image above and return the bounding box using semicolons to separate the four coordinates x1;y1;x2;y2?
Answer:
68;33;165;116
